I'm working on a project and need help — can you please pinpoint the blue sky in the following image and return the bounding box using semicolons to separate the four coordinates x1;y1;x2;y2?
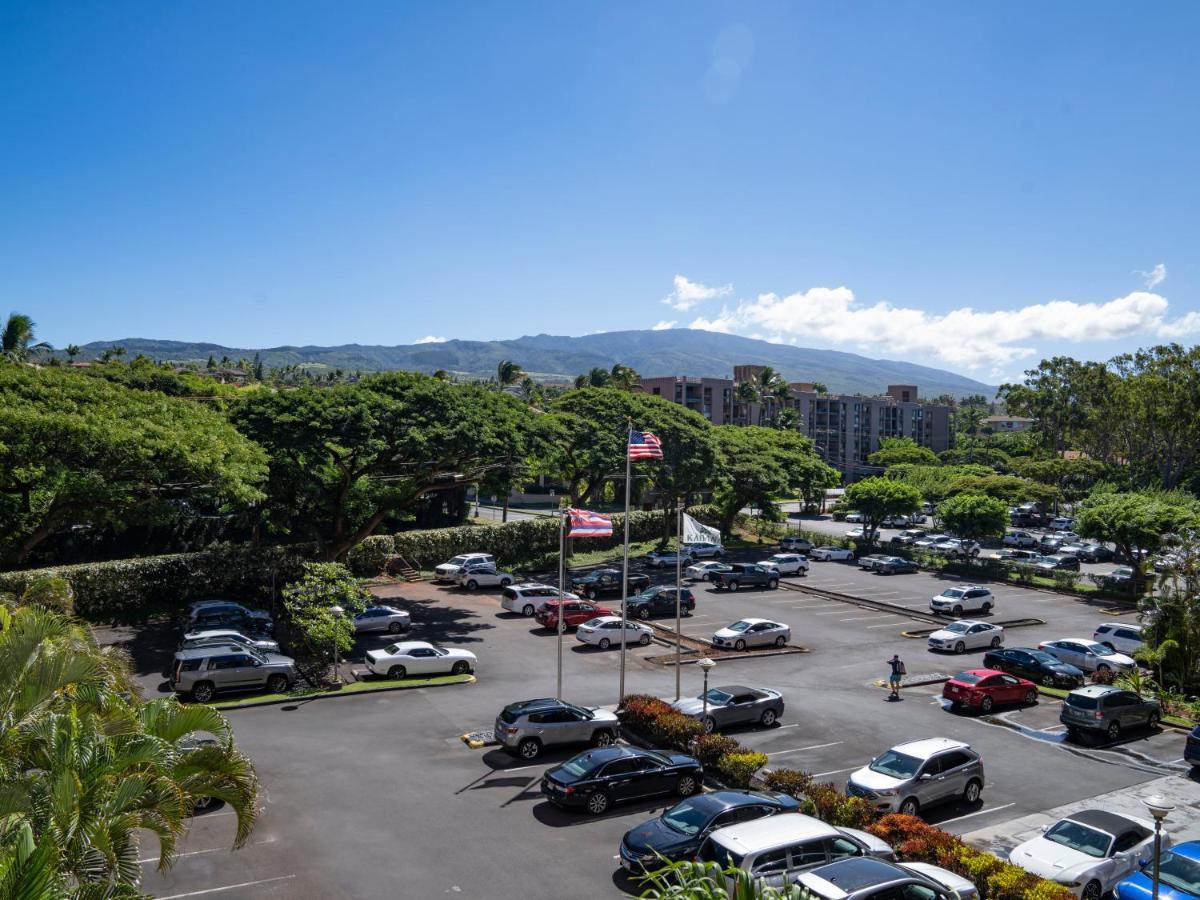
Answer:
2;2;1198;381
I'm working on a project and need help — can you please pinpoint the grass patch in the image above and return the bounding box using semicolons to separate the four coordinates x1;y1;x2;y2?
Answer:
209;673;474;709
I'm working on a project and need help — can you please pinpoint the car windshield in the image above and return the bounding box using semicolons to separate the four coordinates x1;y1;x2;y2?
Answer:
448;556;469;565
727;621;752;633
661;798;713;836
1156;850;1200;893
564;702;592;719
940;589;966;599
1030;651;1059;665
944;623;970;634
869;750;922;780
953;672;983;684
1064;693;1099;710
1043;820;1111;859
703;689;733;705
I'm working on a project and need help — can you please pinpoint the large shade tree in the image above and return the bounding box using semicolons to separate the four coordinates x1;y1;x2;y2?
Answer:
1075;490;1200;595
843;477;922;545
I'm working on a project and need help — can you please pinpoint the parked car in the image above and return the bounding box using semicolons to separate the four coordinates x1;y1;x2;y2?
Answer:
698;814;893;891
501;583;578;617
1061;542;1113;562
541;746;703;815
1099;566;1137;590
1003;530;1039;548
619;790;801;873
890;529;926;546
686;560;733;581
185;601;272;629
189;608;274;636
1049;516;1076;531
1186;725;1200;770
712;618;790;651
797;857;979;900
811;546;855;561
494;698;618;759
846;737;984;816
876;556;919;575
845;527;880;541
943;668;1038;713
534;599;613;630
672;684;785;731
575;616;653;649
844;512;865;523
627;585;696;619
433;553;496;583
780;536;814;552
983;647;1085;686
1010;809;1165;900
682;541;725;559
1093;622;1145;654
711;564;780;591
1039;639;1137;673
914;533;950;549
456;564;515;590
1039;535;1067;554
999;548;1045;563
933;538;981;558
1035;554;1081;573
170;647;297;703
1060;684;1160;742
352;605;411;634
930;586;994;617
1114;838;1200;900
858;554;891;571
927;620;1004;654
363;640;476;678
881;514;914;527
569;567;651;599
758;553;810;576
178;629;279;654
1153;552;1187;574
646;549;695;568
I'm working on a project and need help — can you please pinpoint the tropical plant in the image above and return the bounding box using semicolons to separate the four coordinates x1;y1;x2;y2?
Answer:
496;359;524;388
64;344;82;361
637;859;810;899
280;562;370;667
608;363;640;391
2;313;51;363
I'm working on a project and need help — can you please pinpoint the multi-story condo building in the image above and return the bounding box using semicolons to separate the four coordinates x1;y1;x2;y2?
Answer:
638;375;734;424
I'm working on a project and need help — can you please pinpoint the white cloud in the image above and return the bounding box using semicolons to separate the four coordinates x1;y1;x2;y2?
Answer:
651;320;677;331
688;285;1181;370
661;274;733;311
1139;263;1167;289
1157;310;1200;339
414;335;446;344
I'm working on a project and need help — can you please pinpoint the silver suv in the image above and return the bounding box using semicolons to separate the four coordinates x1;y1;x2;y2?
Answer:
846;737;984;817
171;647;297;703
494;698;619;759
1060;684;1161;742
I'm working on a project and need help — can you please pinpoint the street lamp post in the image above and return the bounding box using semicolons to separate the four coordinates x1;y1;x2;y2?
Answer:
1143;795;1175;900
330;604;345;685
698;657;716;731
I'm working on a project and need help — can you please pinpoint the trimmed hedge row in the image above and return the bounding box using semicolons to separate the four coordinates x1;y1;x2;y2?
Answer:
617;694;1073;900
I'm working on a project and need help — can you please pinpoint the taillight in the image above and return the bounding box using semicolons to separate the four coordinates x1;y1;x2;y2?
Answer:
564;786;576;795
1094;711;1104;719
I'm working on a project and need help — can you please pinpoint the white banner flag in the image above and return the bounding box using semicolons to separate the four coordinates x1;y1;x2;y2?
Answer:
681;512;722;545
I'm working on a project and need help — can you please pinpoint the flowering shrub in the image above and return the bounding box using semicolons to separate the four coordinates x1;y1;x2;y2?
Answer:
714;751;768;788
689;734;741;769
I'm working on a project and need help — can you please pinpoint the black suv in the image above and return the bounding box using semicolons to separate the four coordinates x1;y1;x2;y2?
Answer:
711;564;779;591
569;568;652;600
626;586;696;619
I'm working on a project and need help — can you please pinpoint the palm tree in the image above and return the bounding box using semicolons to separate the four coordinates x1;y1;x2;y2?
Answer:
735;380;760;425
811;382;829;395
755;367;780;425
496;360;524;389
608;363;640;391
573;374;589;389
64;344;81;362
2;313;51;363
769;377;792;426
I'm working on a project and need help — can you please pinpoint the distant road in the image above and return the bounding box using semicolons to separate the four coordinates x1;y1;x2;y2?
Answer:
471;504;548;523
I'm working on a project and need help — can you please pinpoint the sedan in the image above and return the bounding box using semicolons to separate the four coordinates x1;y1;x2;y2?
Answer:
876;557;919;575
352;605;411;634
1010;810;1164;900
1003;531;1039;548
541;746;703;816
1039;639;1137;673
1061;543;1113;563
810;546;854;561
673;685;785;731
646;549;694;568
576;616;653;649
928;620;1004;654
943;668;1038;713
686;561;732;581
683;542;725;559
999;549;1045;563
890;529;926;546
913;533;950;548
1114;839;1200;900
844;512;865;523
712;618;790;651
857;554;891;571
363;641;476;679
619;790;801;872
757;553;809;576
983;647;1085;687
845;527;879;540
534;600;614;630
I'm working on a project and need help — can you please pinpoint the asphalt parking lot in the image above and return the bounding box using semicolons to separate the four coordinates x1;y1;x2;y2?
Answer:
128;541;1189;899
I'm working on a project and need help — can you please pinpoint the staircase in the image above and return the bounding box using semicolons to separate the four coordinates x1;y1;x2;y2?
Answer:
387;555;425;583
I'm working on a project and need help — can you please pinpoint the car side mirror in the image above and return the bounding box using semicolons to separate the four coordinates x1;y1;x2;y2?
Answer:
918;773;932;781
1139;857;1150;867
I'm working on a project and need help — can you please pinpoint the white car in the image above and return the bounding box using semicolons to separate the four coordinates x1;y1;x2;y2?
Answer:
1092;622;1144;655
845;528;879;540
1049;517;1076;531
779;536;814;552
712;618;790;651
927;620;1004;654
930;586;994;616
844;512;865;523
575;616;653;649
501;583;578;616
1009;810;1165;899
364;641;477;679
1038;638;1137;673
810;546;854;561
434;553;496;582
1003;531;1038;548
933;538;981;558
686;561;733;581
913;533;950;548
456;565;515;590
757;553;809;576
682;541;725;559
352;605;411;634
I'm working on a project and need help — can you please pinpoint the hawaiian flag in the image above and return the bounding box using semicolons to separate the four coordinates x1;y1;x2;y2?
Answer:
568;508;614;538
628;430;664;460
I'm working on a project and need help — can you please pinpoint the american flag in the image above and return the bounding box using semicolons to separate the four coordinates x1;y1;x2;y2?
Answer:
568;508;613;538
628;430;663;460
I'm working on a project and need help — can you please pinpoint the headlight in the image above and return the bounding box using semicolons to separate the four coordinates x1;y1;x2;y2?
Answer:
874;787;897;796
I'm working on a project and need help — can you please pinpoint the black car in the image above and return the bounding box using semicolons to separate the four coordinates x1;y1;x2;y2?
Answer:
875;557;918;575
710;564;779;591
1186;725;1200;769
570;568;652;600
190;610;274;636
982;646;1085;687
619;790;801;872
1034;554;1080;572
541;746;703;816
627;586;696;619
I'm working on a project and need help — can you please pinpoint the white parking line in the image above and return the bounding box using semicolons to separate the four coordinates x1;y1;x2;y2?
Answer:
813;765;861;778
937;802;1016;825
814;609;855;616
156;875;297;899
767;741;844;757
838;615;890;622
866;620;908;628
140;839;277;865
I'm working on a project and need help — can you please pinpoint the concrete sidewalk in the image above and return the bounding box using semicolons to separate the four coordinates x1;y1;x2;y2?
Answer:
962;773;1200;858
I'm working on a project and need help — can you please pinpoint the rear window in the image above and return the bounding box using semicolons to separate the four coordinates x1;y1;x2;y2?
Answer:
953;672;983;684
177;659;202;672
502;588;517;600
1065;693;1100;710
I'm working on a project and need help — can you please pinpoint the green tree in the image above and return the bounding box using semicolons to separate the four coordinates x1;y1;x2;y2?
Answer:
608;363;640;391
735;380;760;425
937;446;1012;471
206;354;217;370
868;437;940;468
843;477;921;545
1075;490;1200;596
937;493;1009;541
1012;457;1108;505
945;473;1058;506
810;382;828;394
496;359;524;388
884;463;994;507
2;313;51;363
281;562;370;668
64;343;81;362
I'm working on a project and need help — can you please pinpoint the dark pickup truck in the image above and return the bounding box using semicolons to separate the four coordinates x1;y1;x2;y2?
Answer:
710;564;780;592
569;568;652;599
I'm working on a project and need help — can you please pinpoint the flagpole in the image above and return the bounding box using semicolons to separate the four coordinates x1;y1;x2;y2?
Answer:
619;419;632;703
675;503;682;700
557;508;566;701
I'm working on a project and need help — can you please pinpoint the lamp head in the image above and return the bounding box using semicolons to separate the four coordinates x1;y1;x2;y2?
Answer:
698;657;716;671
1143;795;1175;821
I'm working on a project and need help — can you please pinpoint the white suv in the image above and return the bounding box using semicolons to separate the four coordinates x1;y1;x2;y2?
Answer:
434;553;496;582
930;586;994;616
501;583;578;617
1092;622;1145;655
1002;531;1037;548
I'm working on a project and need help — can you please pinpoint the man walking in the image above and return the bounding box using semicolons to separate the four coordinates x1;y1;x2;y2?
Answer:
887;653;906;700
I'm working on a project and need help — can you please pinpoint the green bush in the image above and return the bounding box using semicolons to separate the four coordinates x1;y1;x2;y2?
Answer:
647;711;706;750
715;751;768;788
689;734;740;769
346;535;396;576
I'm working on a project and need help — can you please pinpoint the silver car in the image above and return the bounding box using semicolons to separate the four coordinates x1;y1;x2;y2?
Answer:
672;685;785;732
494;698;619;759
797;858;978;900
352;605;411;634
846;737;985;817
712;618;791;651
179;629;280;654
170;647;297;703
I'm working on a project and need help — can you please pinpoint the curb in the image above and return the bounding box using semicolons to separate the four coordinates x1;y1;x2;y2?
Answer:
212;674;476;711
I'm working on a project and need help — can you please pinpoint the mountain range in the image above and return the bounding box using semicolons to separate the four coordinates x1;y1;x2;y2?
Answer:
79;329;995;398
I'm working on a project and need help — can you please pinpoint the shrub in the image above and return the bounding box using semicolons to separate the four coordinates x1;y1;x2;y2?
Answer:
762;768;815;799
617;694;675;734
346;535;396;576
647;712;706;750
689;734;740;769
17;576;76;615
714;751;768;788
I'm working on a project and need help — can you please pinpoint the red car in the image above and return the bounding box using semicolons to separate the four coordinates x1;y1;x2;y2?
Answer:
942;668;1038;713
535;599;614;630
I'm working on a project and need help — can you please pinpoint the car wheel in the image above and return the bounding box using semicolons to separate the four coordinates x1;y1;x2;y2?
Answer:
729;581;740;592
898;797;919;816
266;674;289;694
760;708;777;727
598;638;611;650
592;730;615;747
1148;710;1161;729
1097;663;1111;673
518;737;541;759
952;605;963;617
388;665;407;679
501;577;513;586
734;639;747;652
451;661;471;675
1024;689;1038;706
954;641;966;654
465;579;478;591
676;775;698;796
700;573;709;581
1107;720;1122;741
389;621;405;633
702;716;716;733
774;635;786;648
191;682;215;704
979;695;994;713
981;602;993;614
586;791;610;815
638;633;651;646
990;636;1002;648
522;604;535;617
1082;880;1102;900
768;579;779;590
586;589;596;600
637;607;650;620
963;779;982;804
